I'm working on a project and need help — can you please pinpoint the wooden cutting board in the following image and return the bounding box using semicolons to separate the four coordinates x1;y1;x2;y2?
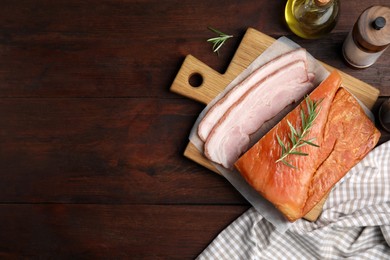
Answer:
170;28;380;221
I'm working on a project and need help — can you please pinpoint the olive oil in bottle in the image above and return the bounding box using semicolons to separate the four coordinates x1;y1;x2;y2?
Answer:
285;0;340;39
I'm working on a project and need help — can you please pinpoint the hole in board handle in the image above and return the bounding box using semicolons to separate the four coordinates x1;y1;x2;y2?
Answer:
188;73;203;88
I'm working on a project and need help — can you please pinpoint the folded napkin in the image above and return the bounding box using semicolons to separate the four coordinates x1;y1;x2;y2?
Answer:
197;140;390;259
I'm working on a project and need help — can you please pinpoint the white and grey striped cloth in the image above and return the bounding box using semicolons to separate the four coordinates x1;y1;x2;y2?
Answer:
197;140;390;259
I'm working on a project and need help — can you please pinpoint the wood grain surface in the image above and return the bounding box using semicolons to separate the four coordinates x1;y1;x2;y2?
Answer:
1;0;390;258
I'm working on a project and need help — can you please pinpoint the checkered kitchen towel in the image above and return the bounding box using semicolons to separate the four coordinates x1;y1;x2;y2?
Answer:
197;140;390;259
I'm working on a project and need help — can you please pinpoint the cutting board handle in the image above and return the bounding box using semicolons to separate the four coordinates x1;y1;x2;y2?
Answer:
170;55;232;105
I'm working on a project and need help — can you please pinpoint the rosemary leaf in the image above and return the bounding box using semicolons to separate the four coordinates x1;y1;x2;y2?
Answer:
208;27;225;35
290;132;296;146
282;160;297;169
207;27;233;54
206;37;218;42
290;151;309;156
287;120;298;136
303;140;320;147
276;134;287;153
275;96;322;169
301;109;306;130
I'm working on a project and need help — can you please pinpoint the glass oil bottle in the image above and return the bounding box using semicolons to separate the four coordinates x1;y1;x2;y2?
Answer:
285;0;340;39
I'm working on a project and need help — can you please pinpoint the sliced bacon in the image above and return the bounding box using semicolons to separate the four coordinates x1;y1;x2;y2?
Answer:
198;48;309;142
204;59;313;168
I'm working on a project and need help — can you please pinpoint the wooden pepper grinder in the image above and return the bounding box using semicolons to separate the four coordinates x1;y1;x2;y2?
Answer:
343;6;390;68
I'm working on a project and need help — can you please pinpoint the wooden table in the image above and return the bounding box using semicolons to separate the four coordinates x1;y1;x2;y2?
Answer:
0;1;389;258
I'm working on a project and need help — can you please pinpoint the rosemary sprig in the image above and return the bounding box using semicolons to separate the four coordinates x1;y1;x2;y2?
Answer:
207;27;233;54
275;96;322;169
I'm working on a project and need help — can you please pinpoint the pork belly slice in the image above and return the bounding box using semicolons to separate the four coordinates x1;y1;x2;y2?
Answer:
204;59;313;169
234;71;380;222
198;48;309;142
